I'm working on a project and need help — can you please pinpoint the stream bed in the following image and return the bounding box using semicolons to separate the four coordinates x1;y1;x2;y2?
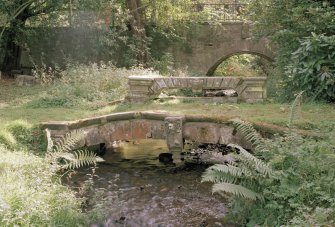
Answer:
64;139;231;227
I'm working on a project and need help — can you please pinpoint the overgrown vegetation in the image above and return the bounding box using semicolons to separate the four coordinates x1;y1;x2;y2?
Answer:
249;0;335;102
0;146;88;226
0;119;106;226
28;63;158;108
46;129;103;171
0;0;334;225
202;93;335;225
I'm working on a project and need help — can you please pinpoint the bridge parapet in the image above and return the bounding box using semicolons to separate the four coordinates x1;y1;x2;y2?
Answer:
127;76;267;103
42;111;252;162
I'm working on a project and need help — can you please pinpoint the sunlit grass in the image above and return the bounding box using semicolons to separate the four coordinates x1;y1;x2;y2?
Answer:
0;146;88;226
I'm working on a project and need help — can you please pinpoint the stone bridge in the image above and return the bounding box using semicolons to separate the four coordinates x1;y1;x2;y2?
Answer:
127;76;267;103
18;23;274;76
42;111;251;162
170;22;275;75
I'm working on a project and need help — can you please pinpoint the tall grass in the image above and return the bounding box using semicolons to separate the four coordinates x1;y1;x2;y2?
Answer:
0;145;89;226
29;62;159;108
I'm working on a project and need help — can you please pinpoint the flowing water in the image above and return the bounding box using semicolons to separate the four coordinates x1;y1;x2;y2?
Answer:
65;139;231;227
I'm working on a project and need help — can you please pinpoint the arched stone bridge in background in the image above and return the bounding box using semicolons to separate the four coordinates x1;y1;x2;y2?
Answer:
42;111;251;162
169;22;275;76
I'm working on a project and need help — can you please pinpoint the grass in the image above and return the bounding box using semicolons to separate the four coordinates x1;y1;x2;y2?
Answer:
0;145;90;226
1;78;335;132
0;68;334;226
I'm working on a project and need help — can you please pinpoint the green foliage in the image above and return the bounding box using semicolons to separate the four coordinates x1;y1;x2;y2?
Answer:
46;129;103;171
215;54;269;77
249;0;335;102
152;52;174;76
27;62;134;108
202;144;272;201
0;119;46;153
204;110;335;225
288;91;304;130
0;129;17;149
231;119;269;153
212;183;260;201
285;34;335;102
0;146;88;226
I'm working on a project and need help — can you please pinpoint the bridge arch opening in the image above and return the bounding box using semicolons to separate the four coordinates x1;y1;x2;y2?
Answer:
206;51;274;77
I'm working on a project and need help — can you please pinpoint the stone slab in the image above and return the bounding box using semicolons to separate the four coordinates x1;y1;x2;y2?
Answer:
85;127;104;146
183;122;221;144
131;120;152;139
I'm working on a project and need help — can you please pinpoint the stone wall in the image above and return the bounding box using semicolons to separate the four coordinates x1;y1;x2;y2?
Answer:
127;76;267;103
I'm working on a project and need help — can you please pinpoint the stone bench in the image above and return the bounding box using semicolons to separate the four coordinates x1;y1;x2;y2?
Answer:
127;76;267;103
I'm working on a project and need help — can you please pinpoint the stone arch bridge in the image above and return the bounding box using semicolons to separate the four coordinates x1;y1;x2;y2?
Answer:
42;111;251;162
169;22;275;76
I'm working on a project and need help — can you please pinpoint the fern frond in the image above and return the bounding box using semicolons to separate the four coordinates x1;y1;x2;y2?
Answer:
61;150;104;169
229;144;273;177
46;129;104;170
212;182;261;201
202;166;235;184
212;164;252;178
231;119;268;152
53;130;87;153
288;91;304;129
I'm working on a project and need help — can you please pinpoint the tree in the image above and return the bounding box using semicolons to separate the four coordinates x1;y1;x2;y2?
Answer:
0;0;67;73
126;0;149;65
248;0;335;101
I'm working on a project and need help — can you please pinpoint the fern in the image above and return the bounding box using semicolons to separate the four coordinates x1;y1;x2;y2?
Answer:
229;144;273;177
58;150;104;169
202;144;273;201
212;182;261;201
231;119;269;152
288;91;304;130
46;129;104;170
52;130;86;153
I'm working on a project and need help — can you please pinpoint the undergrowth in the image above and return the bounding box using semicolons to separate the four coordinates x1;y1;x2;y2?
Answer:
0;120;106;226
27;63;159;108
0;146;89;226
203;93;335;226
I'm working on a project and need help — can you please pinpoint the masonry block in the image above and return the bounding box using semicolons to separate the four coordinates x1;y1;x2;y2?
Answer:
165;116;184;152
183;122;220;144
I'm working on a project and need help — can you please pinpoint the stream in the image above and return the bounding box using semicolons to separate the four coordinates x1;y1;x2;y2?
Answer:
64;139;232;227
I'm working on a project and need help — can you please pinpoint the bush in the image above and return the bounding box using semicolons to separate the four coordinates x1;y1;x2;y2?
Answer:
285;34;335;102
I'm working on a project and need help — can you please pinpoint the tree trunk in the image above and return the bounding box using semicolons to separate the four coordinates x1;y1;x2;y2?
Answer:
1;8;29;74
127;0;150;66
1;28;22;73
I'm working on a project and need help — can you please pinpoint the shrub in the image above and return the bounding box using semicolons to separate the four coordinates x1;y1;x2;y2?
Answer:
285;34;335;102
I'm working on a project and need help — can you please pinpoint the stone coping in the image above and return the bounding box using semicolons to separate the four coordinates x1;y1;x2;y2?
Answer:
41;111;233;130
128;75;267;80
